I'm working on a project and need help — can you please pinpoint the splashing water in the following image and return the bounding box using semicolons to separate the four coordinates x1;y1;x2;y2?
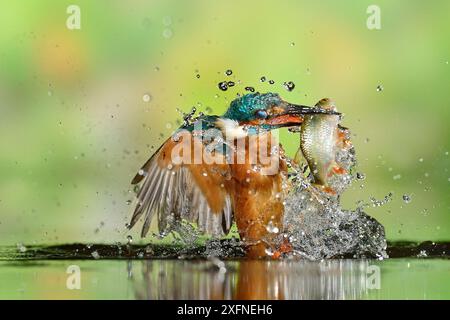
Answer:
283;188;388;260
282;111;388;260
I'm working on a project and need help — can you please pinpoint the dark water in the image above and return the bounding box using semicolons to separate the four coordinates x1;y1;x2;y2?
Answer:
0;242;448;299
1;241;448;260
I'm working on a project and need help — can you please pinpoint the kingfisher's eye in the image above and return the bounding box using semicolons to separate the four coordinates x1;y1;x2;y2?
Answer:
255;109;268;119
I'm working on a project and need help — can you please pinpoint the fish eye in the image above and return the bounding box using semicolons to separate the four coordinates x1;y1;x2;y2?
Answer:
254;109;268;119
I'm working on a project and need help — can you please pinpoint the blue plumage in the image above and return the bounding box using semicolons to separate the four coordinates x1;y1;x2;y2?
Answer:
223;93;282;121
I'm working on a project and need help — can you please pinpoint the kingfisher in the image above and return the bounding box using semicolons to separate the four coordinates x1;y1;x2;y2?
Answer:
128;93;338;258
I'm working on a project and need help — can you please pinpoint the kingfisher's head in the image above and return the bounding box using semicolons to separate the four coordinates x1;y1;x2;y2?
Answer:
217;93;338;138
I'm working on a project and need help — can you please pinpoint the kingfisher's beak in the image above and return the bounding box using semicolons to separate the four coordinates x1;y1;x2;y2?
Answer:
265;102;341;127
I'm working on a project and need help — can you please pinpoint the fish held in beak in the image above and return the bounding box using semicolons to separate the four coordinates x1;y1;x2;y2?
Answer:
296;98;354;193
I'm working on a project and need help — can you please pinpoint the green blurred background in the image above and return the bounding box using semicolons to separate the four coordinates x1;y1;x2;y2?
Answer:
0;0;449;246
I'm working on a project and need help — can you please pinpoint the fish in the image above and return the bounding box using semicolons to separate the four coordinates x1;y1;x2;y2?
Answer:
296;98;351;191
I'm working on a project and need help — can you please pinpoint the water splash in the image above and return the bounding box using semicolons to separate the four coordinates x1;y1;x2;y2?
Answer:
283;191;387;260
282;114;388;260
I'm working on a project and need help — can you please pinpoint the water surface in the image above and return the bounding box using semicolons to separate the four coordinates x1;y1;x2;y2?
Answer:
0;242;448;300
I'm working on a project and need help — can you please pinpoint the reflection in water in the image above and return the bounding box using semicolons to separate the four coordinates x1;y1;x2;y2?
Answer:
129;259;378;300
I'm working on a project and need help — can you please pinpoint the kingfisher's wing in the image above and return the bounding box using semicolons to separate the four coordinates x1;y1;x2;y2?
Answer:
129;128;234;238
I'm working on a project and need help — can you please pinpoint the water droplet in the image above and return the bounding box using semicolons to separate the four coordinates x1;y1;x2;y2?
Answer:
283;81;295;91
417;250;427;258
356;172;366;180
225;69;232;76
91;251;100;259
16;243;27;253
376;85;383;92
127;235;133;244
126;199;132;205
244;86;255;92
260;76;266;82
290;42;295;46
218;81;228;91
369;192;393;207
266;221;279;234
268;80;275;85
142;93;152;102
196;73;200;79
402;194;412;203
393;174;402;180
418;157;424;162
227;81;235;87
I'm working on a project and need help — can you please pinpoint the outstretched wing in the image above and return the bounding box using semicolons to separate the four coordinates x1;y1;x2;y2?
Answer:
129;131;234;238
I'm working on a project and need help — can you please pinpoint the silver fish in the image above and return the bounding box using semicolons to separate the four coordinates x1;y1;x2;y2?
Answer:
298;98;347;188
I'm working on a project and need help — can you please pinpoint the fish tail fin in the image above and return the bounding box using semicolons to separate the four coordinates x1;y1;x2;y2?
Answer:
331;164;347;175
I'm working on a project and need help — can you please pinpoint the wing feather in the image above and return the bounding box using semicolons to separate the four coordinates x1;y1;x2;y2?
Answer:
129;137;234;238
